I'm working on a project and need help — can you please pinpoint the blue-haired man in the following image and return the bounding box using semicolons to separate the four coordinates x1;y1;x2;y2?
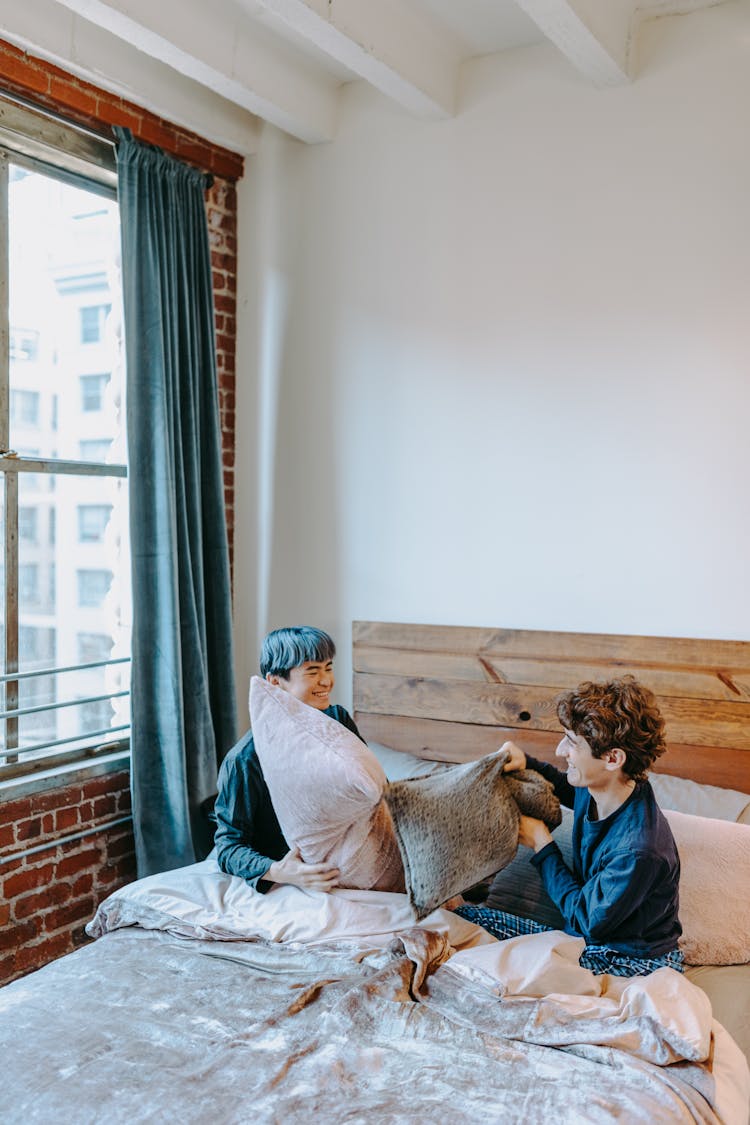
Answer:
214;625;364;892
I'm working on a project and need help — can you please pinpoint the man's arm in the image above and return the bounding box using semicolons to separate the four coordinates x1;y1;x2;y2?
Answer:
500;741;576;808
529;843;671;944
214;743;340;893
213;752;281;889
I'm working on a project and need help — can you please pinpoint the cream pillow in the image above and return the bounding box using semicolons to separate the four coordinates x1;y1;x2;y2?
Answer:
664;810;750;966
250;677;404;892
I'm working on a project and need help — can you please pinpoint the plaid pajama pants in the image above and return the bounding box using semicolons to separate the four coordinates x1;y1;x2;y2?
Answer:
454;903;684;977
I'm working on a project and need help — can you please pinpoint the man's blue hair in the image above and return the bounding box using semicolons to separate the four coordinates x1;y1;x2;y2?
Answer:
260;626;336;679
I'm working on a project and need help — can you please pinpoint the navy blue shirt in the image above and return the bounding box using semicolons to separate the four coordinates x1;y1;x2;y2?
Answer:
526;755;682;957
214;705;363;890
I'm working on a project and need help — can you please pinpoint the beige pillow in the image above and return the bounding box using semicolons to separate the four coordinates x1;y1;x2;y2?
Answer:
664;810;750;966
384;753;561;920
250;677;404;892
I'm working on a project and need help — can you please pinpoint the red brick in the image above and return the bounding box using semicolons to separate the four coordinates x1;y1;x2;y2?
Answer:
0;955;16;985
92;794;118;818
0;824;15;849
49;76;98;116
0;919;40;952
30;789;77;814
14;883;71;919
54;806;79;832
0;903;10;926
4;864;55;899
15;816;43;842
0;796;33;823
71;872;94;897
82;775;120;799
13;933;71;974
0;53;49;95
44;898;96;933
54;848;101;880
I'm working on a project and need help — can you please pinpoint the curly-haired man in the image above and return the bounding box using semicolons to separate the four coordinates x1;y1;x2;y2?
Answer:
455;676;683;977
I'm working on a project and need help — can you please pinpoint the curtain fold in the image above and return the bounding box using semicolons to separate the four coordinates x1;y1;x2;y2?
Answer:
115;127;237;876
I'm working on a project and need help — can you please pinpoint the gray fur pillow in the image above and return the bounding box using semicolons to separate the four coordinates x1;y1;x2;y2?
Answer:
383;751;561;920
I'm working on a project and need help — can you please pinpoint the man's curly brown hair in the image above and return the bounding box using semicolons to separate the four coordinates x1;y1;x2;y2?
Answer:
556;675;666;782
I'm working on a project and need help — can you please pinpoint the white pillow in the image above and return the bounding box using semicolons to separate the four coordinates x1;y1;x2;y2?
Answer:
650;772;750;824
250;677;404;892
664;810;750;966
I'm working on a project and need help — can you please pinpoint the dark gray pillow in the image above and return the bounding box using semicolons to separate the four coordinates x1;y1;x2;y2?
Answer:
485;808;574;927
383;753;561;921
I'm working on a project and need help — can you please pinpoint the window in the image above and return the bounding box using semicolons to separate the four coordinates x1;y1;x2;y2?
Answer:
77;569;113;607
10;389;40;427
18;506;38;543
10;328;39;362
78;504;112;542
19;563;39;606
80;303;110;344
80;373;110;411
79;438;112;462
1;98;130;783
78;633;114;663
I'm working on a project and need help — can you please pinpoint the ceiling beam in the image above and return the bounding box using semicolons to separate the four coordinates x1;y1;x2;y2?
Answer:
50;0;340;143
515;0;636;85
254;0;459;119
0;0;260;154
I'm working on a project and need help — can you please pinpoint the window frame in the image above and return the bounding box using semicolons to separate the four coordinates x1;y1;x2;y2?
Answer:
0;94;129;787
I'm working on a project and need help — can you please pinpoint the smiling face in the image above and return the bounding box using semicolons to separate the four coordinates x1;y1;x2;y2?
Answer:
268;659;335;710
555;728;622;790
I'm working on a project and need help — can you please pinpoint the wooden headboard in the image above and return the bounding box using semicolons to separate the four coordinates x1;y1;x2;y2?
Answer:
352;622;750;793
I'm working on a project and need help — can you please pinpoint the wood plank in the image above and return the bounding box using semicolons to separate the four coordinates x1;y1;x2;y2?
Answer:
356;714;750;793
353;621;750;671
353;645;750;702
355;712;560;763
354;672;750;750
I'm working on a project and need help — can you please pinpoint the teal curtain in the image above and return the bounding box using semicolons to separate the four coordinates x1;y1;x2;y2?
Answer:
115;127;237;876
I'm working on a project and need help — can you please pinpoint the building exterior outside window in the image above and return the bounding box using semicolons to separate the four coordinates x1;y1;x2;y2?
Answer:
0;110;131;782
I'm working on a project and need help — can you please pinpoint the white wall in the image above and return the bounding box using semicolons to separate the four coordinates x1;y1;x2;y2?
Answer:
234;1;750;719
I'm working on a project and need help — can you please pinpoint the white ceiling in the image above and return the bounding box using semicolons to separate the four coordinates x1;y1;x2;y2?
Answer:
0;0;733;150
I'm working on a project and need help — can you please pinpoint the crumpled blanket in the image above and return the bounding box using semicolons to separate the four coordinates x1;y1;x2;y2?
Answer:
2;923;747;1125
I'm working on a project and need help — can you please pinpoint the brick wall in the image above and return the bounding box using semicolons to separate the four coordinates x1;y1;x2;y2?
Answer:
1;773;135;984
0;40;241;985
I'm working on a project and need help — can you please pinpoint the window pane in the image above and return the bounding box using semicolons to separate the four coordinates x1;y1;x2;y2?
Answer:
15;473;130;756
9;167;124;462
77;503;113;543
5;162;130;771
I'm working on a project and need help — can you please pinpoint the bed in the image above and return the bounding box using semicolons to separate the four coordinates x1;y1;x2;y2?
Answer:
2;622;750;1124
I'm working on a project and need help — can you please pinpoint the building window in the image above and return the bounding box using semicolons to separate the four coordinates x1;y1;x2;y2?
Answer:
78;504;112;543
1;106;130;783
78;632;114;663
19;563;40;607
10;328;39;361
10;389;40;427
80;372;110;412
80;303;111;344
18;506;38;543
79;438;112;462
77;568;113;607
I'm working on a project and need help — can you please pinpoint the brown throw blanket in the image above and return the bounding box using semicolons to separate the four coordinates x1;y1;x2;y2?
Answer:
384;750;561;919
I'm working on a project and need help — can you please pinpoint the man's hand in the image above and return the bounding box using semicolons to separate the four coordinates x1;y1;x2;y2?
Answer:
499;741;526;772
265;848;340;892
518;814;553;853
